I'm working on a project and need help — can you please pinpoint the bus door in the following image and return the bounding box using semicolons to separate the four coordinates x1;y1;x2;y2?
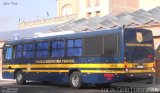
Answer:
3;45;14;74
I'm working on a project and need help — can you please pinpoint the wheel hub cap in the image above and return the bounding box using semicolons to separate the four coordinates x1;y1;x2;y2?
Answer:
72;75;79;86
17;74;22;81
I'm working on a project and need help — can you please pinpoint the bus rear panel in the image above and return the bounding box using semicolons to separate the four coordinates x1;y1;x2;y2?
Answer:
124;28;155;79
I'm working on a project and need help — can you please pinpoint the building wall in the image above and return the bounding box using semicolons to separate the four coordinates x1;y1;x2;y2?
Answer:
154;38;160;49
57;0;110;18
109;0;160;15
57;0;79;17
57;0;160;17
79;0;109;18
19;0;160;28
0;41;4;78
139;0;160;10
109;0;139;15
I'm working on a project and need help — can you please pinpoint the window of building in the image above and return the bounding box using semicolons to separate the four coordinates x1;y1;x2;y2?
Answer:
67;39;82;56
62;4;72;16
87;12;92;18
36;42;49;58
95;11;100;16
52;41;64;57
95;0;100;6
5;47;13;60
87;0;92;7
23;44;35;58
15;45;23;58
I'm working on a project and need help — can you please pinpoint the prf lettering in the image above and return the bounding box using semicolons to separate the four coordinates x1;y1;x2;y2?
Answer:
36;59;75;64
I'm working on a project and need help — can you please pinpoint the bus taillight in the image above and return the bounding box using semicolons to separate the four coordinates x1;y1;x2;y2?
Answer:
153;62;155;68
147;54;154;58
151;62;156;72
104;74;114;80
124;61;129;72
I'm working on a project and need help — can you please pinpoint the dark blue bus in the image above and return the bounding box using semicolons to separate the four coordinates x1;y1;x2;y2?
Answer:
2;27;155;88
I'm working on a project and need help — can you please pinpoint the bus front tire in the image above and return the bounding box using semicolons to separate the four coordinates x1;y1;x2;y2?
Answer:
16;71;26;85
70;71;82;89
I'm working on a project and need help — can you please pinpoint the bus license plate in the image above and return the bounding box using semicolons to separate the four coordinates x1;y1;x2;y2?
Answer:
137;66;144;68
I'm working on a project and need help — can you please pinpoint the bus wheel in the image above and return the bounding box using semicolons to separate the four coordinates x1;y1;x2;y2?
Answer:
70;71;82;89
16;71;26;85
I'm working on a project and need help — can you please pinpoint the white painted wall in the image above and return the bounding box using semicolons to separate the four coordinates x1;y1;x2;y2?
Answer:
139;0;160;10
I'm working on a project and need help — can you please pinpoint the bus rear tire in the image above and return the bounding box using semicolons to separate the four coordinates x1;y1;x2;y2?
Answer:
16;71;26;85
69;71;82;89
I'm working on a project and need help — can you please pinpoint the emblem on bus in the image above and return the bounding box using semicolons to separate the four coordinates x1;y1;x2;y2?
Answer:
136;32;143;43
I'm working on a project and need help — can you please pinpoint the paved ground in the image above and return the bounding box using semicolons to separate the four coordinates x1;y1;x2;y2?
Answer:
0;79;160;93
0;80;101;93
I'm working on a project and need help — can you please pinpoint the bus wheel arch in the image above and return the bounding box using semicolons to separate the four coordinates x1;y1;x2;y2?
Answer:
68;69;82;89
68;69;81;77
14;69;26;85
14;69;22;79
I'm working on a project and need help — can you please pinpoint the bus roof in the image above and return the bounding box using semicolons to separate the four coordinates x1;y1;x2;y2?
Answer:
5;27;146;45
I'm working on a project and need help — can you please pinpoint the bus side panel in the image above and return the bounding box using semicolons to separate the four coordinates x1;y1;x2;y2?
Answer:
81;73;125;84
2;72;14;79
23;72;65;83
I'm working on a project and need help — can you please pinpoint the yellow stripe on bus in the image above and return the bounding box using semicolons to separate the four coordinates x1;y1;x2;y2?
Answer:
2;70;15;73
80;70;126;73
2;62;154;69
128;70;154;73
3;69;154;74
23;70;69;73
3;63;124;69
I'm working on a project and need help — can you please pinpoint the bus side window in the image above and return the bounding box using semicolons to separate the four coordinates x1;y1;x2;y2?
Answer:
52;40;64;57
84;36;103;56
15;45;23;59
104;34;119;56
5;47;13;60
23;44;35;58
36;42;49;58
67;39;82;56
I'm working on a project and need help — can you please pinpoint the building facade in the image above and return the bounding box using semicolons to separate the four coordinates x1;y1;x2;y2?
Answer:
57;0;110;18
19;0;160;28
57;0;160;18
110;0;160;14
